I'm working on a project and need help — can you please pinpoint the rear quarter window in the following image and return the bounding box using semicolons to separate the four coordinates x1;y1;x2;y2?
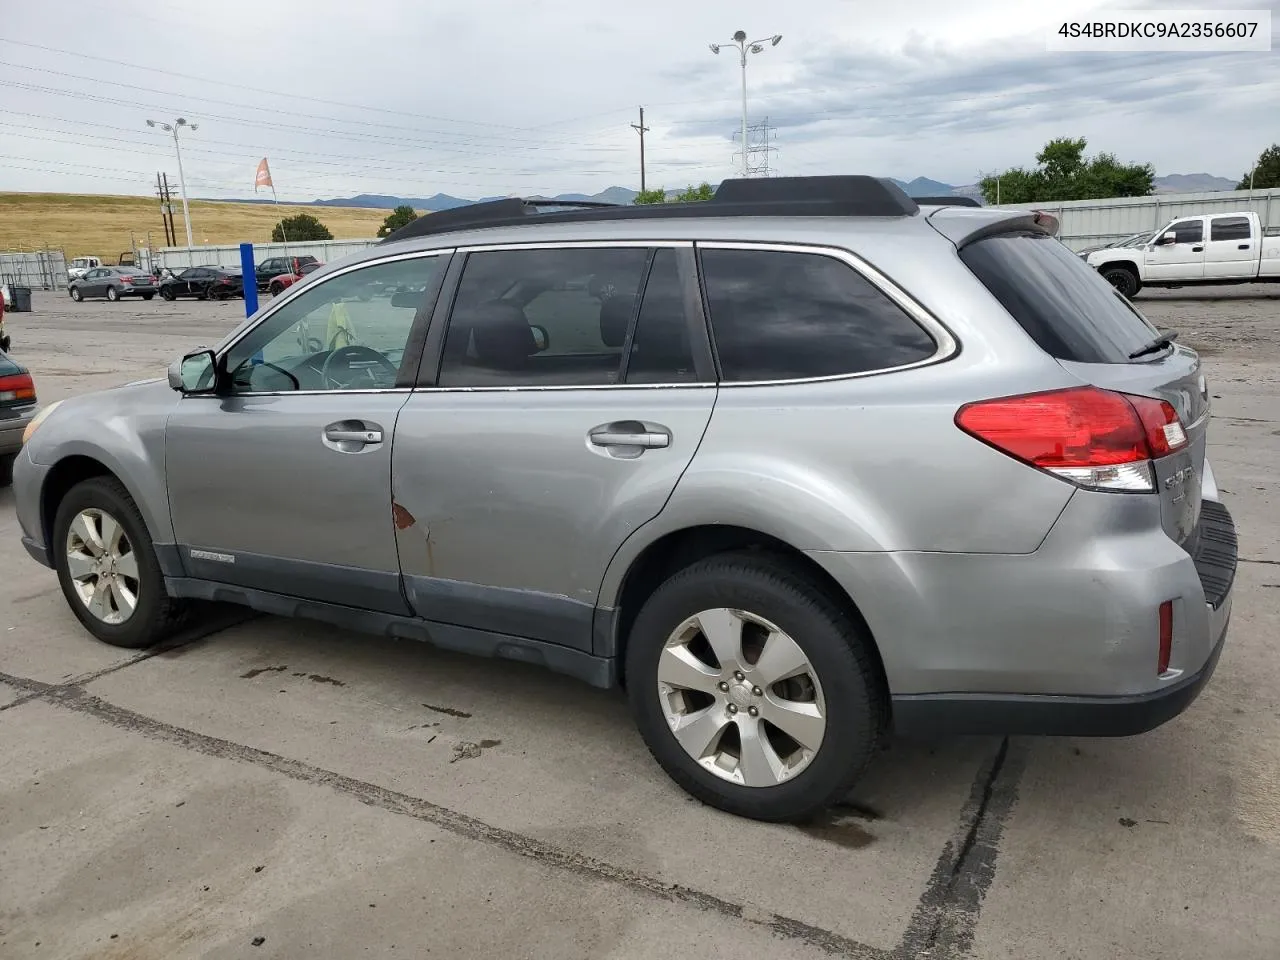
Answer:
699;248;937;382
959;232;1159;363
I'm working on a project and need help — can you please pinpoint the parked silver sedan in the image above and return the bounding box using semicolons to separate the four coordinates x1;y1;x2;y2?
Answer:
69;267;159;302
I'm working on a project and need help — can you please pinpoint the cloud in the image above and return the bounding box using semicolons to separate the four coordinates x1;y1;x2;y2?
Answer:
0;0;1275;200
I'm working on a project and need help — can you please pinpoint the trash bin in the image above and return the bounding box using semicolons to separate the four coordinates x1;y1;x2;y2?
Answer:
8;286;32;312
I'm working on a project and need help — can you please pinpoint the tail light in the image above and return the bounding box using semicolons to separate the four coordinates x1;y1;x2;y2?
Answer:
1157;600;1173;674
955;386;1188;493
0;372;36;403
120;275;133;284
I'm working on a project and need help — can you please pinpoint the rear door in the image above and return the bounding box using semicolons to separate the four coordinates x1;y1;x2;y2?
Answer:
391;243;716;652
1203;215;1257;279
961;231;1210;547
1144;217;1205;281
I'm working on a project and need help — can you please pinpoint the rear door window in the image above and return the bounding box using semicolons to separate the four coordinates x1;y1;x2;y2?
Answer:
438;247;651;387
1210;216;1251;242
698;247;937;382
959;232;1159;363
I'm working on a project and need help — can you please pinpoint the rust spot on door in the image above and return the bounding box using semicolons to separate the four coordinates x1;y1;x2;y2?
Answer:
392;501;416;530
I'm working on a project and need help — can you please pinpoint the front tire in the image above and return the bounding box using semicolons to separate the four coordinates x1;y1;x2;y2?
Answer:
52;477;187;648
1101;266;1141;298
625;551;883;822
0;453;14;487
71;287;83;302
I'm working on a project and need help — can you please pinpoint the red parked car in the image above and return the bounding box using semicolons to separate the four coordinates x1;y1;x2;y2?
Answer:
267;259;324;296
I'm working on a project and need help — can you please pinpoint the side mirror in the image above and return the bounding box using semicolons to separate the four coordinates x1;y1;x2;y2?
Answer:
168;349;218;393
1156;232;1177;246
530;324;550;352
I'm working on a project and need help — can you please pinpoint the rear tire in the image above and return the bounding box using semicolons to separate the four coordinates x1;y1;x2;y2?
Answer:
0;454;14;487
142;293;155;301
1101;266;1141;298
52;477;187;649
625;551;883;822
106;286;119;302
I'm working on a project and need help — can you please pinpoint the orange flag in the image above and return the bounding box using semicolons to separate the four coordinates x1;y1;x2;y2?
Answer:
255;158;273;192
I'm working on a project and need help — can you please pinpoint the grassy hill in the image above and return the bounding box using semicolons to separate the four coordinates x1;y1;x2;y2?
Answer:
0;193;398;260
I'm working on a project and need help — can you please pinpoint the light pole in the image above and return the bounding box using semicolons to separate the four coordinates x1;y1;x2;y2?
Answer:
147;117;198;247
709;30;781;177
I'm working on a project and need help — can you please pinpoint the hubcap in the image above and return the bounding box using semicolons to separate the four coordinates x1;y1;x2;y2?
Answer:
65;508;139;624
657;608;826;788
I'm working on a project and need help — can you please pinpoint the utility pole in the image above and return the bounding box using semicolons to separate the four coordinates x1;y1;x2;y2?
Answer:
631;106;650;193
155;173;174;246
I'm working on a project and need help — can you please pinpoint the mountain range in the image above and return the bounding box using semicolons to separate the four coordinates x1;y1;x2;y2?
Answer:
211;173;1241;211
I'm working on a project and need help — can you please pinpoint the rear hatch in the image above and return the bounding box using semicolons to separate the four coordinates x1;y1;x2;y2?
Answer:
957;229;1209;549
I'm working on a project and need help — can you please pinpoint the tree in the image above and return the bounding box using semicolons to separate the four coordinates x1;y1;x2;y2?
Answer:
633;183;715;204
272;213;332;242
1238;143;1280;190
980;137;1154;204
377;204;419;237
675;182;715;202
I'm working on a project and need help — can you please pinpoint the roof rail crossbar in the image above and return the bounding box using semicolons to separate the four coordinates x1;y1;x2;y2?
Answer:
379;175;921;244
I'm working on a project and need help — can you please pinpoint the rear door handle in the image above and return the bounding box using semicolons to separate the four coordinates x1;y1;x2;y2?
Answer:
1191;246;1204;253
590;431;670;448
324;423;383;444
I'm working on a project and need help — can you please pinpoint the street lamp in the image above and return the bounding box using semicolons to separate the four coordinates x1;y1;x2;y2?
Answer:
709;30;782;177
146;117;198;247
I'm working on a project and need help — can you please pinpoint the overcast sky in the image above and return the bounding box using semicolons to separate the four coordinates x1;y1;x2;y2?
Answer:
1;0;1276;201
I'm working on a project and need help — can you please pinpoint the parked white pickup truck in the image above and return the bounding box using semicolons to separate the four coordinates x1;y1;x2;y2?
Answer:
1085;211;1280;297
66;256;102;282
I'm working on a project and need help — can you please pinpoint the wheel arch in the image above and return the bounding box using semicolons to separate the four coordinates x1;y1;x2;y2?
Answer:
603;523;890;716
37;443;177;566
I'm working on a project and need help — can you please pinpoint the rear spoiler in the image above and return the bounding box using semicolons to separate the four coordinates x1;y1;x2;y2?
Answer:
928;208;1061;250
913;195;982;208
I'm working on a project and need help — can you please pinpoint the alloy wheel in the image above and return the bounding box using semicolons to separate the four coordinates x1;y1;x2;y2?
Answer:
65;508;140;624
657;608;826;787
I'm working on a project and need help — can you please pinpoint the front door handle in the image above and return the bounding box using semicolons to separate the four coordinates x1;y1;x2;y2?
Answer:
1238;243;1251;250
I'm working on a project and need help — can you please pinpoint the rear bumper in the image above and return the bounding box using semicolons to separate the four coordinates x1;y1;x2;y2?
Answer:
808;493;1238;737
892;597;1229;737
0;413;33;455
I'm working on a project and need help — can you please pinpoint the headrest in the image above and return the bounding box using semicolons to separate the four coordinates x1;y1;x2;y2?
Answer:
598;295;635;348
467;301;536;369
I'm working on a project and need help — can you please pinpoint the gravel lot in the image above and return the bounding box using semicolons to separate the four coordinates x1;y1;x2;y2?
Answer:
2;286;1278;959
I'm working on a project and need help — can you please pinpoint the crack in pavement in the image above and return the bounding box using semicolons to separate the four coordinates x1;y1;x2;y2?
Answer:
895;738;1026;959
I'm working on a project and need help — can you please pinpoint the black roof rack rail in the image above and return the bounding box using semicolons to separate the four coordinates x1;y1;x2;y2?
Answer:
913;195;982;207
379;175;919;244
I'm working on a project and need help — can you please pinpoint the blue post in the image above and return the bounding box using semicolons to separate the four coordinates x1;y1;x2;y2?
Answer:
239;242;258;316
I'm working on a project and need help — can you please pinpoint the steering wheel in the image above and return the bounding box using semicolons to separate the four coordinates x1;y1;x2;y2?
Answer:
320;345;398;390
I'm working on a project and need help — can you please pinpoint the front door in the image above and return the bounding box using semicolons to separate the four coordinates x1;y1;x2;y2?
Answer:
1203;215;1256;279
165;252;449;613
392;244;716;651
1144;217;1205;281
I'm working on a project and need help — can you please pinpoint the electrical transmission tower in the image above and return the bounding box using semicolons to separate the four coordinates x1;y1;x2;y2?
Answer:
732;117;777;177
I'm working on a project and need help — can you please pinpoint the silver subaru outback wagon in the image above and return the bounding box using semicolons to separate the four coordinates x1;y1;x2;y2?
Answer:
13;177;1237;822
